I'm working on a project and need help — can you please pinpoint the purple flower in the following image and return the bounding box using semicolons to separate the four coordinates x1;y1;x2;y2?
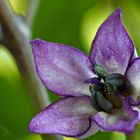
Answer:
28;8;140;138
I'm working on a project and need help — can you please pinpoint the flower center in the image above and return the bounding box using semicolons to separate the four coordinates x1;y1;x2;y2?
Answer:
88;64;132;113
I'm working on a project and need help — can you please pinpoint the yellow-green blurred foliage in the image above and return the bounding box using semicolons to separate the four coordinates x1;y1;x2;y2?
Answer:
1;0;140;140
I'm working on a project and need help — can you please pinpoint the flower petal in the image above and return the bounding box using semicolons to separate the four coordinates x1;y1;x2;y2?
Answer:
31;39;95;96
29;96;97;137
77;122;99;139
91;98;140;133
90;8;134;74
125;58;140;98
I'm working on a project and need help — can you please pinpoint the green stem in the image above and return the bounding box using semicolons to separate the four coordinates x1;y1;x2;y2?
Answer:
125;125;140;140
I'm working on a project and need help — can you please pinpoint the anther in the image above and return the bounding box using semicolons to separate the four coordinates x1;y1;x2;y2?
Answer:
93;64;108;79
104;73;125;95
89;85;113;112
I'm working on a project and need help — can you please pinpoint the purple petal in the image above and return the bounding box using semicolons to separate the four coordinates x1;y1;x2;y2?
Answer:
29;96;97;137
31;39;95;96
78;122;99;139
125;58;140;98
125;96;140;107
91;98;140;134
90;8;134;74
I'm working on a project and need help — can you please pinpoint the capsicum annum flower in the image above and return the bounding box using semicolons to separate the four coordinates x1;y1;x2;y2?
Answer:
29;8;140;138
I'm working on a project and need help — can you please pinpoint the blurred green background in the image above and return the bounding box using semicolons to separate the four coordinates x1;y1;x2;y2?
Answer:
1;0;140;140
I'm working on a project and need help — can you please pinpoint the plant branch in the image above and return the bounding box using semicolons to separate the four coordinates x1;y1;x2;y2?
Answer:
25;0;40;28
0;0;63;140
0;0;48;112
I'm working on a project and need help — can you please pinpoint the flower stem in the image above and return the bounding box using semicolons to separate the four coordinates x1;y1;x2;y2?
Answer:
125;125;140;140
0;1;63;140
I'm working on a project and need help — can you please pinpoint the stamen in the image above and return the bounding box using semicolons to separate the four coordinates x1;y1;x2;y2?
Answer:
85;77;103;86
105;73;125;88
104;82;116;95
89;85;113;112
104;73;125;95
93;64;108;79
89;65;132;112
89;85;102;111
